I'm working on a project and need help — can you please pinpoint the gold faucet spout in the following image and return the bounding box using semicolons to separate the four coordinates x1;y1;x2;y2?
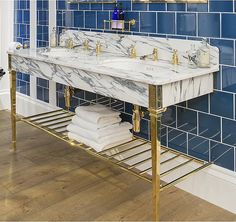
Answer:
172;49;179;65
96;41;102;56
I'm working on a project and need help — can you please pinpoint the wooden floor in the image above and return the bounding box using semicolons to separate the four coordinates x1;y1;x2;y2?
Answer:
0;110;236;221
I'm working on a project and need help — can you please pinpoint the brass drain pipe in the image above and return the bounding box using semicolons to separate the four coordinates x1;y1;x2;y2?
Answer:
132;105;144;133
64;86;74;110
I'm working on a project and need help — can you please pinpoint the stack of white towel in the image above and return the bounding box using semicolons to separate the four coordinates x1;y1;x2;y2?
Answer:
67;104;133;152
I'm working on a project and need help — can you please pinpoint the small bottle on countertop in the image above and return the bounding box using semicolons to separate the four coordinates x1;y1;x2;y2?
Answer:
50;27;58;48
111;4;119;29
117;3;124;30
187;44;198;69
197;38;210;68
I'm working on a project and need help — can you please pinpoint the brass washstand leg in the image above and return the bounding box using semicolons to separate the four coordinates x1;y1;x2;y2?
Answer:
10;70;17;151
149;85;166;221
64;86;74;111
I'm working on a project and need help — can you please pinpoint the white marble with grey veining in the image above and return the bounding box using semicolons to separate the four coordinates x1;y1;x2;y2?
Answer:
8;30;219;108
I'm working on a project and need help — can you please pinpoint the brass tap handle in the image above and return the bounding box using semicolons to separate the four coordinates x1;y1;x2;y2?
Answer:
67;38;74;49
153;48;158;61
172;49;179;65
96;41;101;55
83;39;89;50
130;45;137;59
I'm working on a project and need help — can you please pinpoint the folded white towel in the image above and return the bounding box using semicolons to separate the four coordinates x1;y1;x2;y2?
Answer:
75;104;120;124
67;122;132;141
72;115;122;130
67;123;131;144
68;132;133;152
8;42;23;51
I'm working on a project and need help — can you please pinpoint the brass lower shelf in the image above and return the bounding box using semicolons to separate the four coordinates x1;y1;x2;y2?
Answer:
21;109;212;190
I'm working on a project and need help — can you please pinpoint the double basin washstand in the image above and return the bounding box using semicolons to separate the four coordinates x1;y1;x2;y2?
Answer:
8;30;219;221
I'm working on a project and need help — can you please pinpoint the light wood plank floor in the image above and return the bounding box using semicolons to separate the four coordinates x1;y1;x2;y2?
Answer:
0;110;235;221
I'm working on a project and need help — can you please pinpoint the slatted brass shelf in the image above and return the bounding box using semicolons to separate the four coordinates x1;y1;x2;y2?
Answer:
21;109;212;190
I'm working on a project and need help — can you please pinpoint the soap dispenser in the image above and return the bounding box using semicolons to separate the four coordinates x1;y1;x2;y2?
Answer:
50;27;58;48
117;3;125;30
197;38;210;68
111;4;118;29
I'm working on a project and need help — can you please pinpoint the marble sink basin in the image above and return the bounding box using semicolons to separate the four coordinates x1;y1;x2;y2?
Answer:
40;48;78;58
100;59;160;75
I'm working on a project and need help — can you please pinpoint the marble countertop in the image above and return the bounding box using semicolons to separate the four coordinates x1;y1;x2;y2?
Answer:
8;47;219;85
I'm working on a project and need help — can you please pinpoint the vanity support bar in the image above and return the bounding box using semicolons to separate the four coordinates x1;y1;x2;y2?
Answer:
8;55;17;151
149;85;166;221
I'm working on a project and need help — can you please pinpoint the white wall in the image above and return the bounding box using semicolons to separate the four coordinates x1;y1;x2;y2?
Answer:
0;0;14;110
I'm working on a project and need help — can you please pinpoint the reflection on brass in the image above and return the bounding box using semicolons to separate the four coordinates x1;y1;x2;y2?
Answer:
64;86;74;110
172;49;179;65
130;45;137;59
132;105;144;132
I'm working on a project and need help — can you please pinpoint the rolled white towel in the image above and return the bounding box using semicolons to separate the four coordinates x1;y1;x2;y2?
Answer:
75;104;120;124
67;122;132;141
68;132;133;152
71;114;121;130
8;42;23;51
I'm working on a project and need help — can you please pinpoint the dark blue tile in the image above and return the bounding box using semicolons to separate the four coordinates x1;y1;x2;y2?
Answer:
210;39;234;66
125;12;139;32
210;141;234;170
37;77;49;88
222;66;236;93
118;1;131;11
157;12;175;34
134;119;149;140
97;11;109;29
168;128;187;154
209;0;233;12
132;3;147;11
222;118;236;146
214;70;221;90
187;3;208;12
103;3;116;10
91;3;102;10
198;13;220;38
177;107;197;134
161;126;167;147
222;14;236;39
188;135;209;161
199;113;221;142
74;11;84;28
140;12;156;33
177;13;196;36
188;95;209;113
167;3;185;11
79;3;90;10
210;91;233;119
149;3;166;11
162;106;176;127
85;11;96;29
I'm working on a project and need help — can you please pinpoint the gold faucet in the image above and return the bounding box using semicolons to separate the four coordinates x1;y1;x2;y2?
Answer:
172;49;179;65
153;48;158;61
83;39;89;51
67;38;74;49
96;41;102;56
130;45;137;59
132;105;144;133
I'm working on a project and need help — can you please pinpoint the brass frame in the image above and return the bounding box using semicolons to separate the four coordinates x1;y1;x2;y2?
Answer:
8;55;211;221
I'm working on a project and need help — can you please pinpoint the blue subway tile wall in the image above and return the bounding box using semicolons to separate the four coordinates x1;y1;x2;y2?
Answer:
55;0;236;171
37;0;49;47
14;0;30;96
14;0;236;172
